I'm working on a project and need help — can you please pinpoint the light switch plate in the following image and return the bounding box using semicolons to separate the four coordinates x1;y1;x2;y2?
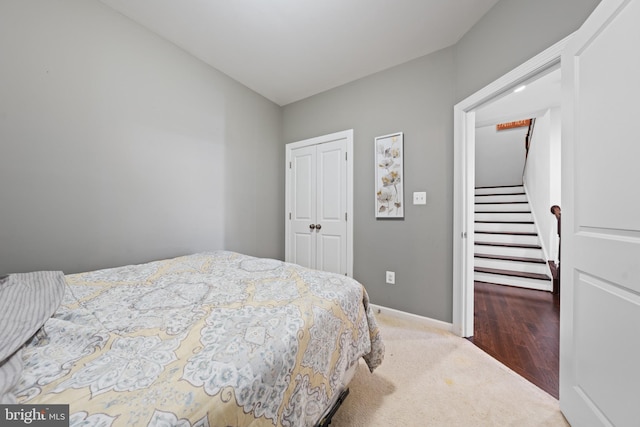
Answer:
413;192;426;205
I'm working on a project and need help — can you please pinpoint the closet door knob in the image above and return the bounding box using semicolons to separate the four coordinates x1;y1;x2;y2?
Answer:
315;224;322;230
309;224;316;230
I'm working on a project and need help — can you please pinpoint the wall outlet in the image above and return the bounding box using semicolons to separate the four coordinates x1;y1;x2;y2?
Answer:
413;191;427;205
386;271;395;284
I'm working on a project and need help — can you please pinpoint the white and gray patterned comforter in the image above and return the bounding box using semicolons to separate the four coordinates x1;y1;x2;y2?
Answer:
15;251;384;426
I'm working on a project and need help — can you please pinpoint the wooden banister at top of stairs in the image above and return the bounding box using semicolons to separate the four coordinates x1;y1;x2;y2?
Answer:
523;118;536;177
525;118;536;159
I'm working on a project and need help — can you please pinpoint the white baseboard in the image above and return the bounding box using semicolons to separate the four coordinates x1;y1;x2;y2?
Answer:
370;304;453;332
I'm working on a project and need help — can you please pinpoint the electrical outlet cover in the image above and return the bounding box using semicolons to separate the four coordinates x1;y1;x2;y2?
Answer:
386;271;395;284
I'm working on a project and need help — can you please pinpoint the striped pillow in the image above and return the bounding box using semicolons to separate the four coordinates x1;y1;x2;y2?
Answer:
0;271;66;403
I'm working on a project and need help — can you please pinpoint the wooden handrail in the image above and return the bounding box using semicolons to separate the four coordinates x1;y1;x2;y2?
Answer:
550;205;561;294
550;205;561;237
522;118;536;178
525;118;536;159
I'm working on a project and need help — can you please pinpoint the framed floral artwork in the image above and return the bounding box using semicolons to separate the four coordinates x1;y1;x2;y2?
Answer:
375;132;404;218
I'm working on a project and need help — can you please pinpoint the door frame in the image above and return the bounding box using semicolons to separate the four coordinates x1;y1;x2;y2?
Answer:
285;129;354;277
452;37;571;337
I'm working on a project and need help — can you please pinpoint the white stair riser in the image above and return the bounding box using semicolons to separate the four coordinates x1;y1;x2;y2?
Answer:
474;233;539;245
474;272;552;291
475;194;528;203
474;258;550;275
475;186;524;195
475;222;536;233
475;244;544;259
475;212;533;222
476;203;531;212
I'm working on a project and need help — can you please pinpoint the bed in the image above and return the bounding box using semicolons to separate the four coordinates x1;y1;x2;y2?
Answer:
0;250;384;426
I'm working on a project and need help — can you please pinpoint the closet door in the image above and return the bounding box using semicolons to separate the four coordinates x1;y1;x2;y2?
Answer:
289;145;317;269
315;140;347;274
286;130;352;276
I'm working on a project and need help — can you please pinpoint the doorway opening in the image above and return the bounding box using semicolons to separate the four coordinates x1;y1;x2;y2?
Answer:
468;64;562;397
452;35;571;338
452;33;571;400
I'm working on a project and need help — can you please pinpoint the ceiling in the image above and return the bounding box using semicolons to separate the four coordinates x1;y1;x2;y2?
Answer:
99;0;500;106
475;67;562;126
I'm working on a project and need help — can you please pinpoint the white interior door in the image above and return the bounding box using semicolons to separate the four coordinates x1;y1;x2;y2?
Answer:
285;130;353;276
560;1;640;425
315;140;348;274
289;145;317;269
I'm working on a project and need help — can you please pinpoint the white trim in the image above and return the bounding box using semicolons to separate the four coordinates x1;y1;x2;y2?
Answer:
475;106;557;129
522;182;552;264
285;129;354;277
457;36;570;112
370;303;453;332
346;133;354;276
452;35;573;337
452;108;475;337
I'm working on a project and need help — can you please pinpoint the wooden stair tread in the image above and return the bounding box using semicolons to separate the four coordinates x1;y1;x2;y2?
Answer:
475;201;529;205
474;266;551;281
475;185;523;189
476;210;531;213
474;253;547;264
476;220;534;224
475;241;542;249
476;191;527;197
475;192;526;197
475;231;537;236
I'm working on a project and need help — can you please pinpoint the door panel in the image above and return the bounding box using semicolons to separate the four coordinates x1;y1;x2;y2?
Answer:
316;140;347;275
575;2;640;232
292;232;314;270
318;148;342;220
286;132;350;275
293;148;315;222
317;234;342;275
560;1;640;425
290;145;316;269
573;272;640;425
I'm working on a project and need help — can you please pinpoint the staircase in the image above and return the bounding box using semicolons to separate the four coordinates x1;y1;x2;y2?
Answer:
474;185;552;291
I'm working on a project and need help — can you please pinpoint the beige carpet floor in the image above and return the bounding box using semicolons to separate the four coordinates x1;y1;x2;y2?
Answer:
330;313;569;427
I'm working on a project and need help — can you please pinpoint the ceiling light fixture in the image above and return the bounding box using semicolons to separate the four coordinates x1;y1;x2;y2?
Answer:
514;85;527;93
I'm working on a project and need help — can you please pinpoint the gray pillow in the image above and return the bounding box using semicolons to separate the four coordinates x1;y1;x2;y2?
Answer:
0;271;66;403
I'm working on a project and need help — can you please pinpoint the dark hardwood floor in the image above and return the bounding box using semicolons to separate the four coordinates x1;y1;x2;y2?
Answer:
468;281;560;398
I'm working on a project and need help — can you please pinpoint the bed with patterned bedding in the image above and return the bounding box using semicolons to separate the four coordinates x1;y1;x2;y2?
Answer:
0;251;384;426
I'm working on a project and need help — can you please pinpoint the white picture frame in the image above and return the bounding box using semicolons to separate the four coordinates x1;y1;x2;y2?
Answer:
374;132;404;218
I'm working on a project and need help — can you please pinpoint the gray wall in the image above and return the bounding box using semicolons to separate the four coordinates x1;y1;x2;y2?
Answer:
283;0;600;323
0;0;601;322
475;125;527;188
455;0;601;103
0;0;283;275
283;48;456;322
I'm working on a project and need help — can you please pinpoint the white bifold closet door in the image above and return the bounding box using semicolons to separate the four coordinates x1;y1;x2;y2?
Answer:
286;130;352;276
